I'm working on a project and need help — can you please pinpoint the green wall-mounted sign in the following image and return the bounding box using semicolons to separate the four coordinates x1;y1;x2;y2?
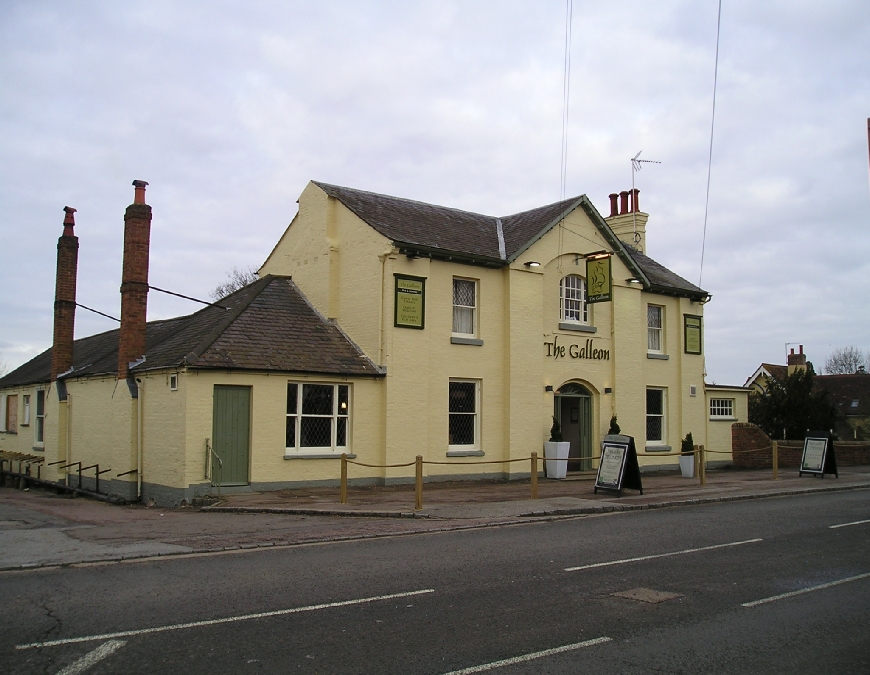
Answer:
586;256;612;304
684;314;702;354
394;274;426;329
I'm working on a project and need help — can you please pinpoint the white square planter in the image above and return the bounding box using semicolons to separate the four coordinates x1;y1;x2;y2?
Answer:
679;454;695;478
544;441;570;479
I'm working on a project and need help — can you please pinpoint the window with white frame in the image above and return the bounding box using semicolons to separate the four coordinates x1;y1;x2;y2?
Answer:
449;380;478;447
22;395;31;426
647;305;664;353
285;383;349;453
646;388;666;444
709;398;734;419
560;275;588;324
35;390;45;444
452;278;477;336
4;394;17;433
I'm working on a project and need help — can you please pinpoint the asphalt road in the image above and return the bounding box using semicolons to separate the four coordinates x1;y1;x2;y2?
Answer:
1;490;868;674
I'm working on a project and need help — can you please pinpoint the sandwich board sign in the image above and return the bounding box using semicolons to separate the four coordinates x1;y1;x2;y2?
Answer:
594;434;643;496
799;431;838;478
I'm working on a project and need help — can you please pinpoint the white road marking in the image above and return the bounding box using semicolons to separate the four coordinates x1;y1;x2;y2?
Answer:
16;589;434;650
55;640;126;675
741;572;870;607
829;519;870;529
564;538;763;572
439;637;612;675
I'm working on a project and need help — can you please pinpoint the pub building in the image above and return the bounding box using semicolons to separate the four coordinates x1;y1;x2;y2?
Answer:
0;181;747;505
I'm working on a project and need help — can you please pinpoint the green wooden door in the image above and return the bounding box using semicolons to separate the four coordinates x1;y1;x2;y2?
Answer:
212;385;251;486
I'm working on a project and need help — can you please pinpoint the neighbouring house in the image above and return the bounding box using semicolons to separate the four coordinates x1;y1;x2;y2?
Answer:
744;345;870;440
1;180;748;505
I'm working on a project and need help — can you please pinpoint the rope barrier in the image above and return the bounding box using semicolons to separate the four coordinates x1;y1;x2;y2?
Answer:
345;459;416;469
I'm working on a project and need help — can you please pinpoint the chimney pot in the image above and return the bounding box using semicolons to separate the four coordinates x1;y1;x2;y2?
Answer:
132;179;149;205
630;188;640;213
608;193;619;218
62;206;77;236
619;191;629;215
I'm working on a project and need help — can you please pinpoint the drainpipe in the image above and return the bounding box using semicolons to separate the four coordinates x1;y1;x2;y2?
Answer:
136;377;143;501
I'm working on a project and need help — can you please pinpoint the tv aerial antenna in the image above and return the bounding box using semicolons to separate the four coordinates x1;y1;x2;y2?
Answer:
630;151;661;250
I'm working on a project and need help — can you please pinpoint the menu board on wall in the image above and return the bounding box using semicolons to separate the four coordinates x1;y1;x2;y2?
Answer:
684;315;702;354
394;275;426;329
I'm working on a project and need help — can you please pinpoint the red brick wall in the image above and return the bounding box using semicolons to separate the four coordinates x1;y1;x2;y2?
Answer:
731;423;870;468
118;202;152;380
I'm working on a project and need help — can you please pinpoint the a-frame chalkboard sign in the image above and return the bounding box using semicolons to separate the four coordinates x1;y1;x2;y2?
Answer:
799;431;838;478
594;434;643;496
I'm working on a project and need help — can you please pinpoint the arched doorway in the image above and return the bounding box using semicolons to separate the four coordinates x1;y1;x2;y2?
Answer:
555;383;593;471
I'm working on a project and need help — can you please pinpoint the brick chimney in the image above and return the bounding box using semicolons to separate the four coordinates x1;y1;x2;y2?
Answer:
51;207;79;380
787;345;807;376
118;180;152;380
603;188;649;254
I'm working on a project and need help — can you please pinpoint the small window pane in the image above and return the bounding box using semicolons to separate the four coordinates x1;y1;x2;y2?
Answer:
449;413;475;445
286;416;296;447
338;386;349;416
453;279;475;307
646;416;663;442
646;389;663;415
300;417;332;447
287;384;298;414
449;382;476;413
337;417;347;447
302;384;333;415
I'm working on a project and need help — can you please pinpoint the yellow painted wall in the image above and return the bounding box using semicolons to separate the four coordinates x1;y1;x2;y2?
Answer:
705;387;750;461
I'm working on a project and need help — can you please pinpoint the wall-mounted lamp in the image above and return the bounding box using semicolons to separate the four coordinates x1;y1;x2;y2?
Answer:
524;261;541;268
625;278;642;284
586;251;611;260
544;385;554;392
604;387;613;394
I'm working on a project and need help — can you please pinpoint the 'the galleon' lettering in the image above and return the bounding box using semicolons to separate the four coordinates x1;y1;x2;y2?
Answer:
544;335;610;361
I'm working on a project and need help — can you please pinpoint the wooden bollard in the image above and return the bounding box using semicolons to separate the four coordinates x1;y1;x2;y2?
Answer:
772;441;778;480
531;452;539;500
415;455;423;511
340;453;348;504
699;445;706;486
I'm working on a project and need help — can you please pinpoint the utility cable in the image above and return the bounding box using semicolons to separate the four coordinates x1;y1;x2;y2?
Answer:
698;0;723;288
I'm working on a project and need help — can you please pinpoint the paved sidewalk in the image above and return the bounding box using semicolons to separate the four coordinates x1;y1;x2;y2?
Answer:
1;466;868;571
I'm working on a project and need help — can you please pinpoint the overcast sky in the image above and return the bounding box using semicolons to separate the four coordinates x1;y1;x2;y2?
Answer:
1;0;868;385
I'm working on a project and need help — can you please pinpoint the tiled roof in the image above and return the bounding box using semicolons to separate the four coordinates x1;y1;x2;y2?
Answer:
0;276;382;389
816;373;870;417
313;182;708;298
623;247;707;299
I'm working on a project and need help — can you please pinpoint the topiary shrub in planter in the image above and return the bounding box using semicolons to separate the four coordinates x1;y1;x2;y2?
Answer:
679;432;695;478
608;415;621;436
544;416;570;479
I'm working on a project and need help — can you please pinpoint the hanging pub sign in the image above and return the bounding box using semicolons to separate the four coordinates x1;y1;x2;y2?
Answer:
594;434;643;496
684;315;703;355
586;255;612;304
394;274;426;329
799;431;838;478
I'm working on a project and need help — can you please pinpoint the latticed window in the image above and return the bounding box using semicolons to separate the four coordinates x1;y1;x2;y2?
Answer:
709;398;734;418
286;383;349;452
560;275;587;323
646;388;665;443
449;380;477;446
647;305;663;352
452;279;477;335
